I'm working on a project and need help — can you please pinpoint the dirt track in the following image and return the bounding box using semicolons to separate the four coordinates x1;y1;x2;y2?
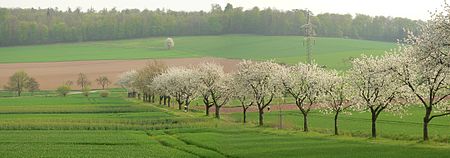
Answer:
0;58;240;90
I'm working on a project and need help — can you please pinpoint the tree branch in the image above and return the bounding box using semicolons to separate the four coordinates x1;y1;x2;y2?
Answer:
430;112;450;121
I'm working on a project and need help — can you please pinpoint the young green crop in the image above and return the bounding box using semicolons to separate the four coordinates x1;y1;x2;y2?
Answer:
0;35;395;70
158;128;450;158
1;91;449;157
0;130;197;158
226;105;450;142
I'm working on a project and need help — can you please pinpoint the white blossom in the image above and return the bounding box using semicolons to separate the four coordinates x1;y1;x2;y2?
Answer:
318;69;351;135
230;73;255;123
387;4;450;140
279;62;326;132
155;66;201;111
348;54;410;138
235;60;283;126
117;70;137;92
166;38;174;49
197;62;232;118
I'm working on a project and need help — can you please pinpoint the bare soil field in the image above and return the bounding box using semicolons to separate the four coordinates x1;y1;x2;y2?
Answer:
0;58;240;90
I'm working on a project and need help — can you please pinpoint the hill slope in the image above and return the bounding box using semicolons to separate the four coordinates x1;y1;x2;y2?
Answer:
0;35;396;70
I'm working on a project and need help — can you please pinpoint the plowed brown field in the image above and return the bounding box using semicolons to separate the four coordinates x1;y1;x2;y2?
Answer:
0;58;240;90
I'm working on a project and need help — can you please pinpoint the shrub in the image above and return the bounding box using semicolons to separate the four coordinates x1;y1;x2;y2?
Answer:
82;87;91;97
100;90;109;98
56;85;71;97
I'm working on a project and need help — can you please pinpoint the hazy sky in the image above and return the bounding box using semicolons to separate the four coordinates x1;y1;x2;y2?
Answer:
0;0;444;20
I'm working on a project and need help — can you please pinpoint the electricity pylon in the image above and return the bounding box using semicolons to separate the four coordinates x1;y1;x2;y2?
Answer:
302;9;315;64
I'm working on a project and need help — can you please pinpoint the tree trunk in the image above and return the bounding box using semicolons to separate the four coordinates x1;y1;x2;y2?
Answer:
205;105;211;116
175;98;183;110
143;93;146;102
258;108;264;126
334;111;339;135
167;97;171;107
215;105;220;119
159;96;163;105
243;107;247;123
371;111;377;138
144;93;147;102
185;99;190;112
17;82;21;97
303;112;308;132
423;107;432;141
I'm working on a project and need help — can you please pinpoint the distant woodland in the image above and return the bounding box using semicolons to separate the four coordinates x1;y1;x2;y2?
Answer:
0;3;422;46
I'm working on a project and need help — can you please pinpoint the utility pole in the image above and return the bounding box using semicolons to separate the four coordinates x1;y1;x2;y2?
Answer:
303;9;315;64
278;97;285;129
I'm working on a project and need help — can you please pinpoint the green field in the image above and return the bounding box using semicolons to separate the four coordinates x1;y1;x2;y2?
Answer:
0;35;396;69
226;105;450;142
0;91;449;157
0;35;445;157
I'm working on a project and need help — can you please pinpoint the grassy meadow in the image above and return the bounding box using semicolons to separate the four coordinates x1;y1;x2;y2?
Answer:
0;90;449;157
0;35;396;70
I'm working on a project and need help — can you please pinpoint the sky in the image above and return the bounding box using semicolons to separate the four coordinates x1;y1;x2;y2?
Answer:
0;0;445;20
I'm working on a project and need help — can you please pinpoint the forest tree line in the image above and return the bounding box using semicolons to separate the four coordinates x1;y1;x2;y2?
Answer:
0;3;422;46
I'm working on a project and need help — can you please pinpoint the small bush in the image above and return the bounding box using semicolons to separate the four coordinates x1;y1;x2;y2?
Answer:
100;91;109;98
56;85;71;97
82;87;91;97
